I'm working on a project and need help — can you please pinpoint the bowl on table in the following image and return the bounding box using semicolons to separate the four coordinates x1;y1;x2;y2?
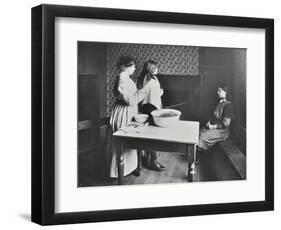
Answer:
134;114;149;123
151;109;181;127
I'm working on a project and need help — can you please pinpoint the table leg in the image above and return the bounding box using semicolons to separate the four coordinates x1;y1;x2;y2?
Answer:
187;144;198;182
117;139;124;185
136;150;142;176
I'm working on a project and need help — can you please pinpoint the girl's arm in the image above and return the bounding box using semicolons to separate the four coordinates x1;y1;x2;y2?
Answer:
209;102;234;129
155;77;164;96
209;118;231;129
221;117;231;128
211;103;234;129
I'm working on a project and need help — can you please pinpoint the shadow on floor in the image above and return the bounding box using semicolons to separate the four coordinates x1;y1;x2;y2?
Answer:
18;213;31;222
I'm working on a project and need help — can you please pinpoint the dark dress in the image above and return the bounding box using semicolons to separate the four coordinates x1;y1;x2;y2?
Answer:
198;100;235;150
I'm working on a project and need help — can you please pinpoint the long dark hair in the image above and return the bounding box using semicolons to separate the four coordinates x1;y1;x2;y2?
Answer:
137;60;158;89
218;84;232;101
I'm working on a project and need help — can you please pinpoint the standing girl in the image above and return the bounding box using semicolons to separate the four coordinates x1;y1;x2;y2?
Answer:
137;60;166;171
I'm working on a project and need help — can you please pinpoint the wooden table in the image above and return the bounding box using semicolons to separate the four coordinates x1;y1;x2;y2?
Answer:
113;120;200;185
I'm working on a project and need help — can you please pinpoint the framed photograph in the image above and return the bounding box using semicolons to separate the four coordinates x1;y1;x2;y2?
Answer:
31;4;274;225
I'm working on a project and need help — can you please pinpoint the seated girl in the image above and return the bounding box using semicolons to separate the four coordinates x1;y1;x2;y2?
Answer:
198;85;235;152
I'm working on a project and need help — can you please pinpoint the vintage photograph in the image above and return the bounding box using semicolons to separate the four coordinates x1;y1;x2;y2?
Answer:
77;41;246;187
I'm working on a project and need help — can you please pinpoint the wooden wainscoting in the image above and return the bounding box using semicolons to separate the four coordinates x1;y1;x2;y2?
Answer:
157;74;204;122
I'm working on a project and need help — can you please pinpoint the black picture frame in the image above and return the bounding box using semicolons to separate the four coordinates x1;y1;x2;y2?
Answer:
31;4;274;225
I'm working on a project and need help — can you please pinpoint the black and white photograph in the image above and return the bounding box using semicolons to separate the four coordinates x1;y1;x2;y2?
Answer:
30;3;274;226
77;41;246;187
0;0;278;227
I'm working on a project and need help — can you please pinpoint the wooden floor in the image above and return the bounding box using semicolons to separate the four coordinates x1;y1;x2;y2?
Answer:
78;144;243;187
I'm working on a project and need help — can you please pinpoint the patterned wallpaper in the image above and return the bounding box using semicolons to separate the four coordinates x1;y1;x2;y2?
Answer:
106;43;199;115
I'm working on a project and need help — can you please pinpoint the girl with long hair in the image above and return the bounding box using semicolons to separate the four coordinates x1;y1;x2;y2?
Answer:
137;60;166;171
198;85;235;151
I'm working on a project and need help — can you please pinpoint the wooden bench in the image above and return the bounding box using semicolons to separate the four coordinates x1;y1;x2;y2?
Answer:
78;117;110;154
219;140;246;179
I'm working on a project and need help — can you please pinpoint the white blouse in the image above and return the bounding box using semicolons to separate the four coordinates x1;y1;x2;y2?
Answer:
141;76;163;109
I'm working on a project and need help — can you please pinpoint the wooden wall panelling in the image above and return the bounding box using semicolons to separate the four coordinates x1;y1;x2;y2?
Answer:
199;47;234;125
158;74;203;122
78;42;107;154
